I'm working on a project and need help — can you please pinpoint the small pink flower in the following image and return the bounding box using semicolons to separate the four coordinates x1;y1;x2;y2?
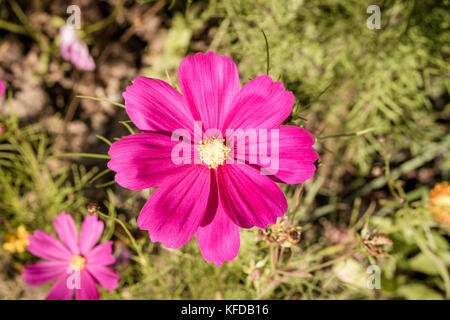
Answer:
22;211;119;300
108;51;318;266
60;25;95;71
0;77;5;96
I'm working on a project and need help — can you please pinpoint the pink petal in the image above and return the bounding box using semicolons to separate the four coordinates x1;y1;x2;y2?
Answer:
75;270;99;300
200;170;219;227
54;211;79;254
137;165;211;248
178;51;240;131
27;230;73;261
233;125;318;184
22;261;68;286
46;275;74;300
79;215;104;255
0;78;5;97
224;75;294;130
196;204;240;266
123;77;197;134
108;133;191;190
59;26;76;60
70;39;96;71
86;265;119;290
59;26;95;71
217;164;287;229
85;241;115;266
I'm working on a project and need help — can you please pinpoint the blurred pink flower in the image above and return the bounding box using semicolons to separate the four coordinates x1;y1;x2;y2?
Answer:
60;25;95;71
22;211;119;300
108;51;318;266
0;77;5;96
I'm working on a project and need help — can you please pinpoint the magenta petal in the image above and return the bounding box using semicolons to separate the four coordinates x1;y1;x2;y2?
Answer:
108;133;190;190
178;51;240;131
0;78;5;97
27;230;73;261
86;265;119;290
225;75;294;130
235;125;318;184
79;214;104;255
22;261;68;286
53;211;79;254
46;275;73;300
137;165;211;248
123;77;196;134
196;204;240;266
200;170;219;227
75;270;99;300
217;164;287;229
85;241;115;266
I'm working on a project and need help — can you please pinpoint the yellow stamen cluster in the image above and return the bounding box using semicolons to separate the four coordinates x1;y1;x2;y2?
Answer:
198;137;231;169
429;182;450;227
70;255;86;270
3;225;30;254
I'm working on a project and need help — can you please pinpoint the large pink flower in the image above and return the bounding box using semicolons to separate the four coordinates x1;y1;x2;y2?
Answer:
22;211;119;300
108;51;318;266
59;25;95;71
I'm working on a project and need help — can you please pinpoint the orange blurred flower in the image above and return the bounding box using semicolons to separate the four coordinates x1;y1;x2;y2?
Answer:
429;182;450;227
3;225;30;253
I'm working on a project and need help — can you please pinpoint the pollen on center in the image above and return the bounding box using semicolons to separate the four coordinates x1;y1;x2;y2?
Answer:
198;137;231;169
70;255;86;270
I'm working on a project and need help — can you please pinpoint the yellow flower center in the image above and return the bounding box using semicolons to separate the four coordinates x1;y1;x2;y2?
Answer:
198;137;231;169
70;255;86;270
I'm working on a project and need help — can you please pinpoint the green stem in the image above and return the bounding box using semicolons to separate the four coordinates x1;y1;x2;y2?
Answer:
0;19;28;35
97;210;148;268
85;0;125;34
77;96;125;108
414;233;450;299
49;152;111;160
261;29;270;76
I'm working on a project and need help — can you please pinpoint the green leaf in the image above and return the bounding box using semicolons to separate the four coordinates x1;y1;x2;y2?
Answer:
397;283;443;300
408;253;440;276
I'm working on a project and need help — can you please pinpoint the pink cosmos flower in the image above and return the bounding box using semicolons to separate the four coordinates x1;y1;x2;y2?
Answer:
22;211;119;300
108;51;318;266
0;77;5;96
59;25;95;71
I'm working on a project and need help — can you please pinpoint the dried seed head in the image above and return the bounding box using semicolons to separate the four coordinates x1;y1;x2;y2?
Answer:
87;202;98;214
287;228;302;244
362;229;393;258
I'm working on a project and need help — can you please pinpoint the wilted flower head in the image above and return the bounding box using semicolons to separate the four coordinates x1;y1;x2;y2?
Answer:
3;225;30;254
429;182;450;226
22;211;119;300
108;51;318;266
362;228;393;258
0;77;5;96
60;25;95;71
